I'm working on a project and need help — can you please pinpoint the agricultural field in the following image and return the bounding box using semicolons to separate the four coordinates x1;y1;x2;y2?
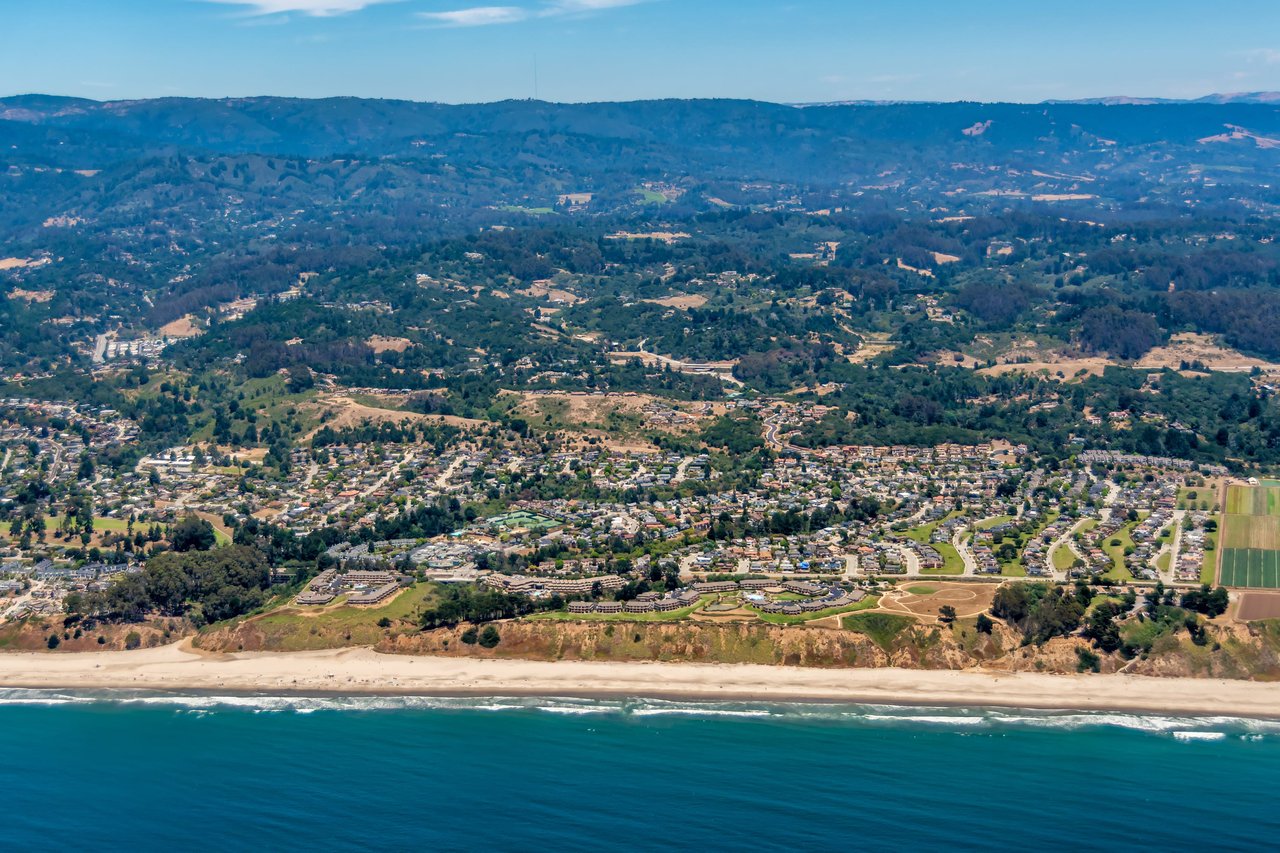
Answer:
1220;484;1280;588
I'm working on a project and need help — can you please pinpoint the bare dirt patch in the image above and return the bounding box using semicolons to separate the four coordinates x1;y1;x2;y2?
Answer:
7;288;54;302
644;294;707;309
366;335;413;354
159;315;202;338
1031;193;1098;202
605;231;690;244
1135;333;1280;374
516;280;582;305
880;582;999;620
506;390;712;436
0;257;33;270
304;394;484;439
1236;592;1280;621
979;356;1112;381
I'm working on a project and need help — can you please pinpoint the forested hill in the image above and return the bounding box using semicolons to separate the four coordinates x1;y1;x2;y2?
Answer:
3;95;1279;194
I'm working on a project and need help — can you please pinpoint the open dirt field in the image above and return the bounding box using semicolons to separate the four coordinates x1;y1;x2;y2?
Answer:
605;231;690;244
304;394;484;439
159;315;202;338
1236;592;1280;621
516;281;582;304
879;582;999;620
643;294;707;309
0;257;33;270
6;289;54;302
366;335;413;353
506;390;714;436
1031;193;1098;202
979;356;1112;381
844;333;897;364
1135;333;1280;374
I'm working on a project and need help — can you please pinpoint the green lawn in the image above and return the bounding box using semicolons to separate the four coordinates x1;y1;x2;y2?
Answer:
920;541;965;575
1051;538;1079;571
902;510;960;544
1201;516;1221;585
1103;516;1144;582
634;189;670;204
906;585;938;595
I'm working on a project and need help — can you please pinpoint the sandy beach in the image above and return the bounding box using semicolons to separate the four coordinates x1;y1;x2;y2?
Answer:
1;643;1279;716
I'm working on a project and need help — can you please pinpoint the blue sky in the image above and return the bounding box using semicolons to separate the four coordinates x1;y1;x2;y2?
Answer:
5;0;1280;103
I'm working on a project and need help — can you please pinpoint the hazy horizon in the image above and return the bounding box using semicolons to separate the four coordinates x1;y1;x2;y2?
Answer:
6;0;1280;104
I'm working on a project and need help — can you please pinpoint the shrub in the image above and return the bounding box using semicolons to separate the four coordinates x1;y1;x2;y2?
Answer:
124;631;142;650
478;625;501;648
460;626;479;645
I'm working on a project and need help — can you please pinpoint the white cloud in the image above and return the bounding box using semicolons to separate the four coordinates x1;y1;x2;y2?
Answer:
1241;48;1280;65
202;0;399;16
420;0;647;27
421;5;530;26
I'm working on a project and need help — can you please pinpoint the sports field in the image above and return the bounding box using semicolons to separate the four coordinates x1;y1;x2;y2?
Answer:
1221;484;1280;588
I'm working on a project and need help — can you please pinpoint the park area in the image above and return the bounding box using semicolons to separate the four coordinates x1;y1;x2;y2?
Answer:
1220;483;1280;588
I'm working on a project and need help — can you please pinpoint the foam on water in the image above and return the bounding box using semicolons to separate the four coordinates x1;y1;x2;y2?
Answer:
1;687;1275;739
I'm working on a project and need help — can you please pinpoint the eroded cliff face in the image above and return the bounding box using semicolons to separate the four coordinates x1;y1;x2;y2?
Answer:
378;620;1091;674
193;613;1280;680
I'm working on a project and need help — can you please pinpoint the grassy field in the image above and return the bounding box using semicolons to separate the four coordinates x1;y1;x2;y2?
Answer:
900;512;965;575
634;189;670;205
906;585;938;595
500;205;555;215
841;612;916;650
1051;537;1079;572
920;541;965;575
212;583;438;651
901;511;959;544
1202;516;1220;585
1102;516;1143;582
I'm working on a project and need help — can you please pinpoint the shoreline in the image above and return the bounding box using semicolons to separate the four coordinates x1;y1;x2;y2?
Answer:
2;644;1280;717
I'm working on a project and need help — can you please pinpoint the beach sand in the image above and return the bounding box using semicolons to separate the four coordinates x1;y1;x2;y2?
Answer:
2;643;1279;716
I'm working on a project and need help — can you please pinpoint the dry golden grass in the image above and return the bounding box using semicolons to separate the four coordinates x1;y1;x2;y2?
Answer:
643;294;707;309
7;289;54;303
365;335;412;354
159;315;202;338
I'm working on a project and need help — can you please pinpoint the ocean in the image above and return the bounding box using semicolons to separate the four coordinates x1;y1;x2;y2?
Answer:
4;690;1279;852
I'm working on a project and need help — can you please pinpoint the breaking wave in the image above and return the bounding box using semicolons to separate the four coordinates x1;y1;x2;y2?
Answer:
0;688;1274;739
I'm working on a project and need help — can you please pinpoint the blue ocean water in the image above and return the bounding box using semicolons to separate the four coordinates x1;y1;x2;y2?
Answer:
3;691;1278;852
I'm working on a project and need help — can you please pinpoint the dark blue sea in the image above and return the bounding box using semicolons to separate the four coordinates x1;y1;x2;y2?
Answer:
4;690;1279;851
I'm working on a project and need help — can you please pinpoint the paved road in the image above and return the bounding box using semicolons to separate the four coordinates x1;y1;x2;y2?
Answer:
1047;518;1090;582
953;529;978;576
